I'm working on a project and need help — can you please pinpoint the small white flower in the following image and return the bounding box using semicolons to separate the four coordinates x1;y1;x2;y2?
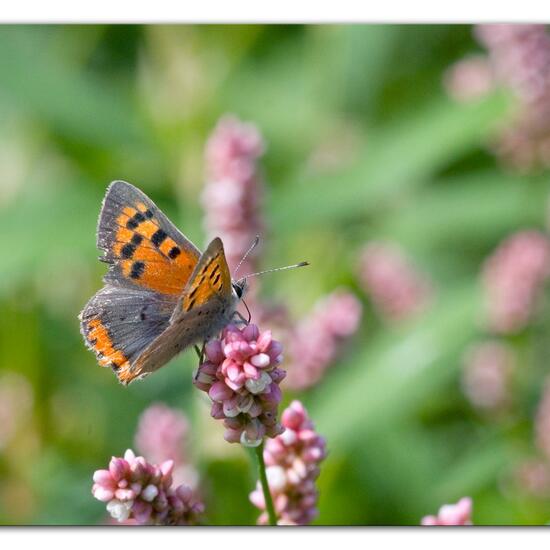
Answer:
237;394;254;414
245;371;271;395
141;484;159;502
240;431;262;447
223;400;240;417
106;499;133;522
250;353;270;368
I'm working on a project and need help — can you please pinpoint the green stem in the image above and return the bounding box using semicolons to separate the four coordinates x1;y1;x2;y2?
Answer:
255;440;277;526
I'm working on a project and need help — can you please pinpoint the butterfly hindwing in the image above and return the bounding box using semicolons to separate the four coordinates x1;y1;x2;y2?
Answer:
80;285;177;382
98;180;201;296
175;237;233;318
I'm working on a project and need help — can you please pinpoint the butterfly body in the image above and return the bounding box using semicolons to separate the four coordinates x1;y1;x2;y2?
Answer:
79;181;243;385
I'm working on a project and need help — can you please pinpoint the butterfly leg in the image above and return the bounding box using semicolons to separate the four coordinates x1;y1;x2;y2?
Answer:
193;344;205;363
232;310;250;326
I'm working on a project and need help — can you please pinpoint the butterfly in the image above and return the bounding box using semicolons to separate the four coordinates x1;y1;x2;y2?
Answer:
79;180;249;385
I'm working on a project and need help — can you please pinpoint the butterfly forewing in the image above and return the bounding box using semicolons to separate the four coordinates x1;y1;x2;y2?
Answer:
98;180;201;296
81;182;239;385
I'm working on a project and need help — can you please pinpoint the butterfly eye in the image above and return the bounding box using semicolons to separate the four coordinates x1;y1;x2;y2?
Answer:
232;283;244;299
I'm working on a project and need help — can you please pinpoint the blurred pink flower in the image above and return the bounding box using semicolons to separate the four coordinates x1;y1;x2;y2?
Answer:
135;403;198;489
443;55;496;103
92;449;204;525
515;459;550;498
193;323;285;447
461;340;515;412
202;115;265;277
473;24;550;171
358;241;433;323
284;290;362;391
250;400;327;525
482;230;550;334
421;497;473;526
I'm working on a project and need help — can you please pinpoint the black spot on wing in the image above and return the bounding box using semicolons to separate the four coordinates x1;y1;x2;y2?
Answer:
130;261;145;279
168;246;181;259
126;211;146;229
151;228;168;247
121;243;136;259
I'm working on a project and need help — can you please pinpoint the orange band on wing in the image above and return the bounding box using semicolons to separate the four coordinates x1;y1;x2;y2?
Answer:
86;318;129;370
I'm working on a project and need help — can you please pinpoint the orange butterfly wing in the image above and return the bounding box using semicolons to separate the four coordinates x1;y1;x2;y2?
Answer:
98;180;201;296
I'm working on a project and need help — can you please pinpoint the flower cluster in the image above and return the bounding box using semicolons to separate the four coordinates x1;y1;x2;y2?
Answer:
461;341;515;413
285;290;362;391
421;497;473;526
358;241;433;323
92;449;204;525
202;115;265;276
482;230;550;334
474;24;550;171
193;324;286;447
135;403;198;489
250;401;327;525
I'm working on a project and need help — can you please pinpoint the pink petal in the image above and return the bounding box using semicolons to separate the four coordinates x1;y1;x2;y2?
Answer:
243;361;259;379
92;486;115;502
256;330;272;351
209;381;234;402
93;469;113;486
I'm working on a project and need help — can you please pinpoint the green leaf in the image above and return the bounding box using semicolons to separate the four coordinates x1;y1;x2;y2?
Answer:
271;93;510;232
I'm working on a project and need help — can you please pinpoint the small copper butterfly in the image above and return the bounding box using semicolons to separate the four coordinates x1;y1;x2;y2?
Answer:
79;181;306;385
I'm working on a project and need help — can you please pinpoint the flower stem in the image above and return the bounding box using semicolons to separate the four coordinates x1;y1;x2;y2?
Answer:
254;440;277;526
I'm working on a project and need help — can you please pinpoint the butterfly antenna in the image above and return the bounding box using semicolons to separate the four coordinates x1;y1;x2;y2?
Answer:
237;261;309;283
234;235;260;277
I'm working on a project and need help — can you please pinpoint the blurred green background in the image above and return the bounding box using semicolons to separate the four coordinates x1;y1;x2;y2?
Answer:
0;24;549;526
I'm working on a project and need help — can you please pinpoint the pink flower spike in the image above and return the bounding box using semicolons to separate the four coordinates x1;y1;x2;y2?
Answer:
194;322;286;447
250;400;326;525
92;449;203;525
